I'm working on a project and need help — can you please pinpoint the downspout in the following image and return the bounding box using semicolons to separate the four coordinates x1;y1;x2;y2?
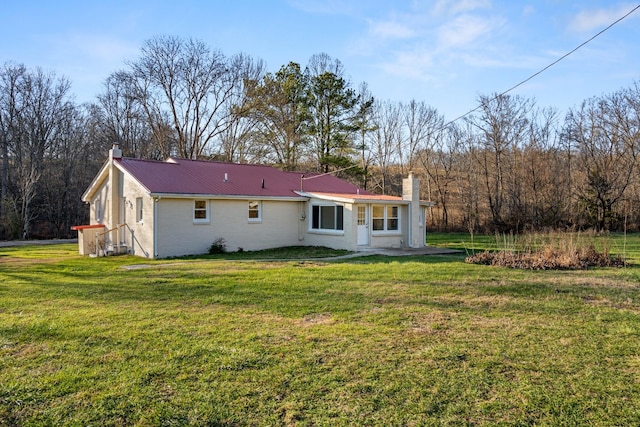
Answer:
407;206;412;248
418;207;427;246
153;196;158;258
298;201;306;242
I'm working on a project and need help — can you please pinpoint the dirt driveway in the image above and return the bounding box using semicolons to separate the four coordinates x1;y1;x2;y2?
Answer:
0;239;78;248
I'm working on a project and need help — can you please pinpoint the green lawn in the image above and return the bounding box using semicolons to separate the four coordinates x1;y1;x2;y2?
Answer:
2;235;640;426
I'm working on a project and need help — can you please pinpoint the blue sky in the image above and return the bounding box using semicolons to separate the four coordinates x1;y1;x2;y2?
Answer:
2;1;639;120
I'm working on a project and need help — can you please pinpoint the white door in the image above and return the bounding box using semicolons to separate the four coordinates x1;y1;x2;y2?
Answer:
357;205;369;245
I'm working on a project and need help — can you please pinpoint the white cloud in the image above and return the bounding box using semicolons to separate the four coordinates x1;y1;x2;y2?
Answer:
522;5;535;17
288;0;363;15
569;3;638;33
436;14;494;48
46;32;139;65
350;0;511;93
433;0;491;16
381;46;435;80
370;20;416;39
75;36;139;63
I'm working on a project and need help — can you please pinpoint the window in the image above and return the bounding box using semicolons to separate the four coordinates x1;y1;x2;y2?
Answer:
311;204;343;231
357;205;366;226
120;197;127;223
136;197;143;223
248;201;261;221
193;200;209;223
95;197;102;222
387;206;399;230
372;205;399;232
118;171;124;197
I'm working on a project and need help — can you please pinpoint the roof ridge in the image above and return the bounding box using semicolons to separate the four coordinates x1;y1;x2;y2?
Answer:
121;156;332;177
118;157;167;164
166;157;274;167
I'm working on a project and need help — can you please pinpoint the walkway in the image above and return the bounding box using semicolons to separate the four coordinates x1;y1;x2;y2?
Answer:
322;246;461;260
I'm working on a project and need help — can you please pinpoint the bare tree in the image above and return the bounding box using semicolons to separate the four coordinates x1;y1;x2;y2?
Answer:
0;63;26;225
565;89;639;231
369;100;402;194
455;122;482;233
520;106;566;228
466;93;532;231
419;122;461;229
401;99;441;175
0;64;74;238
621;82;640;228
96;72;156;159
127;36;246;159
40;105;101;237
216;53;266;163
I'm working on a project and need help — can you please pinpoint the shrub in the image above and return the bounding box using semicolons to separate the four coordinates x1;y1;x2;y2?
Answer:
465;232;626;270
208;237;227;254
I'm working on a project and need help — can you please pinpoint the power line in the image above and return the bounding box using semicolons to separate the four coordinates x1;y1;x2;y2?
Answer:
441;3;640;128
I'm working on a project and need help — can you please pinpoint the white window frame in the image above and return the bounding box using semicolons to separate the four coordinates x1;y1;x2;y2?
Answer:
120;197;127;224
95;197;102;223
118;171;124;197
193;200;210;224
248;201;262;222
372;205;400;234
136;197;143;223
310;203;344;233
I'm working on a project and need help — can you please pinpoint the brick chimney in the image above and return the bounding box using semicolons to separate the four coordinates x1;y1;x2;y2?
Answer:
402;172;425;248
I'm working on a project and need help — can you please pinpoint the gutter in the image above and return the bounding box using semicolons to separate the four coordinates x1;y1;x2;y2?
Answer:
148;193;306;202
296;191;410;205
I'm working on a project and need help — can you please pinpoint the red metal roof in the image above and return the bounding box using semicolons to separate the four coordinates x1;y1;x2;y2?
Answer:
308;192;404;201
115;157;373;198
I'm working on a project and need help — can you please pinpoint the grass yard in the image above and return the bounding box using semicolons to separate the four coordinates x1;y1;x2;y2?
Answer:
1;235;640;425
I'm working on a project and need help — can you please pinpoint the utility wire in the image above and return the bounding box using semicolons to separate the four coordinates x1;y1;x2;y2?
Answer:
301;164;359;180
441;3;640;129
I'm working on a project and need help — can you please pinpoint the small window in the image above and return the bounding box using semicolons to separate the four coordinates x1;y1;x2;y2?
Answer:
95;197;102;222
372;205;384;231
372;205;400;232
248;201;261;221
194;200;209;223
311;204;343;231
121;197;127;223
136;197;143;222
357;205;366;225
387;206;398;231
118;171;124;197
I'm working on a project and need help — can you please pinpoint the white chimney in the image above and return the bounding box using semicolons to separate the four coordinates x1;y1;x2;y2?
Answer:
110;143;122;160
402;172;425;248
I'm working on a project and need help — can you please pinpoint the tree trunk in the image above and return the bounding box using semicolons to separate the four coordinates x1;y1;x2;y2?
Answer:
1;133;7;218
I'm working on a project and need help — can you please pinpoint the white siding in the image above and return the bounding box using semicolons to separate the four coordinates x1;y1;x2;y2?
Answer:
303;200;357;251
121;175;154;258
90;180;109;225
155;198;302;258
369;205;407;249
87;170;155;257
85;167;413;258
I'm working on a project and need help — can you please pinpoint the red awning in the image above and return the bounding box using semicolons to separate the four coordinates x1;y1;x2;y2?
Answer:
71;224;105;231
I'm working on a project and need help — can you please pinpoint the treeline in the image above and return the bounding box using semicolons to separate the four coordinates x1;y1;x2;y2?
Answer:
1;35;639;239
